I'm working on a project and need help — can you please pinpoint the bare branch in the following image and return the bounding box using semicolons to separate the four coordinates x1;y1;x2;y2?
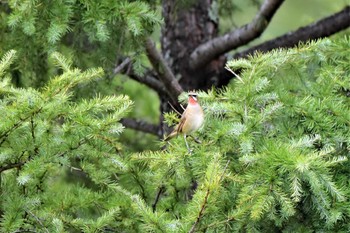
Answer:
189;0;284;69
113;57;131;74
120;117;162;137
0;161;25;173
113;57;169;96
233;6;350;59
145;38;183;102
128;71;169;97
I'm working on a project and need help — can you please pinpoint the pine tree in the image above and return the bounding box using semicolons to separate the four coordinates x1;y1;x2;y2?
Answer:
1;0;161;87
0;51;134;232
128;36;350;232
1;37;349;231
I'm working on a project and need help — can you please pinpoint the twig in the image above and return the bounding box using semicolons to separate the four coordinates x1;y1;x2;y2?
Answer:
225;66;244;83
56;138;86;158
188;160;230;233
152;186;165;212
233;6;350;59
168;101;183;116
27;211;49;233
70;166;83;172
220;160;230;182
145;38;183;102
188;189;210;233
189;0;284;69
0;107;43;146
201;216;235;231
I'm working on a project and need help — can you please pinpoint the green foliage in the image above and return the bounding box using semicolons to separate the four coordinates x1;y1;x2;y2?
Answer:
1;37;349;232
132;37;350;232
0;51;134;232
1;0;162;151
1;0;161;87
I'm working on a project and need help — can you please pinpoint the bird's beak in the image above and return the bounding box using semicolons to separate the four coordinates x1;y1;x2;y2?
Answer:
192;96;197;102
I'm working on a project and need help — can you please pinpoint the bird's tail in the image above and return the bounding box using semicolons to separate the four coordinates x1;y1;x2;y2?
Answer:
164;131;178;141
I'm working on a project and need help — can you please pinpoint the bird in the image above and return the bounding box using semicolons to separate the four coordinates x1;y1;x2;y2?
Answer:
164;92;204;152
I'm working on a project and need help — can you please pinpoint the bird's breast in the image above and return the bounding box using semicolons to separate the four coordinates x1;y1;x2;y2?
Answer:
182;105;204;134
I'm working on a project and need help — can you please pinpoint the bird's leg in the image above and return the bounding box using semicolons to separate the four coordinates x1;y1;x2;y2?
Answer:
189;135;201;144
184;134;192;154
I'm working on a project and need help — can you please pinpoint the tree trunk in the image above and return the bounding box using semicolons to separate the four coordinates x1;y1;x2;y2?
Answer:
161;0;227;92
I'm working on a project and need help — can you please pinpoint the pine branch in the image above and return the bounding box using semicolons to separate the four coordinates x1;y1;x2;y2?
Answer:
233;6;350;59
189;160;230;233
30;117;39;157
145;38;183;102
188;188;210;233
120;117;162;137
56;138;86;158
189;0;284;69
0;107;43;146
0;50;17;77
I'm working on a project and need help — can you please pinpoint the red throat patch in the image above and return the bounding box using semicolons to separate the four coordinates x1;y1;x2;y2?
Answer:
188;96;198;105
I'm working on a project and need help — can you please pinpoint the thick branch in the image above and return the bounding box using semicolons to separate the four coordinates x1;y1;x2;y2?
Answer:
233;6;350;59
189;0;284;69
120;117;162;137
145;38;183;102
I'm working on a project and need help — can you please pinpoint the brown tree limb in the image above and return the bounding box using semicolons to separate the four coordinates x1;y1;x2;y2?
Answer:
113;57;169;96
145;38;183;102
189;0;285;69
128;71;169;97
113;57;131;74
233;6;350;59
120;117;162;137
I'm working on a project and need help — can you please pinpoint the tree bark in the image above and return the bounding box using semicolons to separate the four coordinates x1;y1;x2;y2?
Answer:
189;0;285;69
161;0;226;91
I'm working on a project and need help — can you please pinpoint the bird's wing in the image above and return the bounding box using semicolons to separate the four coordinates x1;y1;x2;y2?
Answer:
176;109;187;133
